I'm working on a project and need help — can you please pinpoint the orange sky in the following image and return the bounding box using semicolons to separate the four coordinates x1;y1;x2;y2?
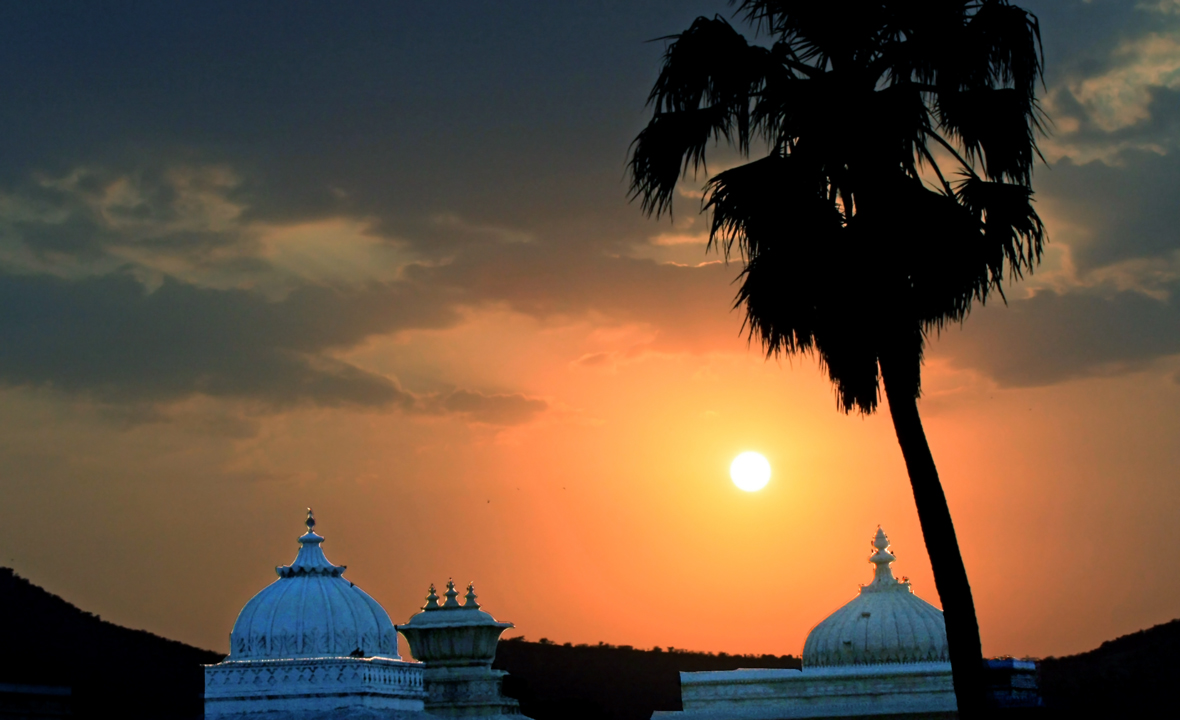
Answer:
4;293;1179;660
1;0;1179;664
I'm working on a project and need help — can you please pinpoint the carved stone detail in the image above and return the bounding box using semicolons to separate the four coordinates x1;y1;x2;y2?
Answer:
205;656;427;717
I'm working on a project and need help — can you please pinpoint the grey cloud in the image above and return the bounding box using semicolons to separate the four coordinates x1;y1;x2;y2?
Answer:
1044;75;1180;160
934;283;1180;387
435;390;549;426
1030;1;1180;163
999;7;1180;388
8;0;1178;406
0;147;745;412
0;240;733;413
1038;150;1180;272
0;270;455;408
423;243;737;342
0;165;256;273
0;3;722;260
0;267;552;426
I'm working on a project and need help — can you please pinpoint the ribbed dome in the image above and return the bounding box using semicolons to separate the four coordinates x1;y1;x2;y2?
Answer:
228;510;399;660
803;528;948;668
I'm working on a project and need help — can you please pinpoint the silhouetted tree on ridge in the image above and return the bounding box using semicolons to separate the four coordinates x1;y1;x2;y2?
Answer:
628;2;1046;716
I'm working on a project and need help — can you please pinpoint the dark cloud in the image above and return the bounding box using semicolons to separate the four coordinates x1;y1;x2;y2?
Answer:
1021;0;1180;91
1022;0;1151;71
1039;150;1180;271
436;390;548;426
0;268;555;425
0;0;1177;408
1025;1;1180;158
0;270;453;407
0;241;734;411
934;283;1180;387
0;2;721;257
0;164;256;269
426;243;732;325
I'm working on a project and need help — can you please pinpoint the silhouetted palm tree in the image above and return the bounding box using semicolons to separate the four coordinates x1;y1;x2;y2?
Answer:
629;2;1045;716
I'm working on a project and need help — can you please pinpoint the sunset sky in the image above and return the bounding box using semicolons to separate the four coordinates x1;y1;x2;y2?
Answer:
2;1;1179;661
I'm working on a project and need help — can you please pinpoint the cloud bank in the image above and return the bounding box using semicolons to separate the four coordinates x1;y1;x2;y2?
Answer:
0;0;1177;415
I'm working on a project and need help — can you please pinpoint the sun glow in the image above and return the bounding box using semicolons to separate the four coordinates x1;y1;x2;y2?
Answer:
730;451;771;492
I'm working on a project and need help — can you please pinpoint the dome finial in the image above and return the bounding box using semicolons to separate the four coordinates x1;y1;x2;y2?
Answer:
464;583;480;609
868;527;898;587
296;508;325;547
443;579;461;608
423;584;440;610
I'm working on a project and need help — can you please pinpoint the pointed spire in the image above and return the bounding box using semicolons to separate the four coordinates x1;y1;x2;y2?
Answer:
276;509;341;577
423;584;440;610
464;583;480;609
867;526;899;588
298;507;325;545
443;579;461;608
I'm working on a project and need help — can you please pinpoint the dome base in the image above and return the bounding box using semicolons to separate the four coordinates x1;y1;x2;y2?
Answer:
205;710;435;720
656;662;957;719
204;656;426;718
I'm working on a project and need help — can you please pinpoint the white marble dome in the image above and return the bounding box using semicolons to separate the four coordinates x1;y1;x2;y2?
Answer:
227;510;399;660
802;528;948;668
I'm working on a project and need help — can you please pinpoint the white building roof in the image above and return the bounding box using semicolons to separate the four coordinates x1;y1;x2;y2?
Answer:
802;528;948;668
227;510;399;660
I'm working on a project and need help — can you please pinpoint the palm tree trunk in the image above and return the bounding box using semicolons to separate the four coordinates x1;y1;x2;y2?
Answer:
881;363;987;720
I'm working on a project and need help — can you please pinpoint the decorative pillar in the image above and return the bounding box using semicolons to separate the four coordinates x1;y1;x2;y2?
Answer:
397;581;523;717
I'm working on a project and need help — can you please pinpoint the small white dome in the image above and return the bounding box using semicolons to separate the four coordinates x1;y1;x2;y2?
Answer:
803;528;948;668
228;510;399;660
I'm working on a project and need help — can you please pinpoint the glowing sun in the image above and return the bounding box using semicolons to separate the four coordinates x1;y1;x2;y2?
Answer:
730;451;771;492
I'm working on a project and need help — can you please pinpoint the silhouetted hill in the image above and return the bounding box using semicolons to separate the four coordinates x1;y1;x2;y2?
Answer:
493;637;800;720
0;568;223;719
1040;618;1180;716
5;567;1178;719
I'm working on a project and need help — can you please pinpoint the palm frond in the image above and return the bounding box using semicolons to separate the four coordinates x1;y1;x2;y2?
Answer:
734;1;889;69
629;15;776;217
816;317;884;413
702;154;839;260
628;105;731;217
967;0;1043;96
649;15;769;127
956;176;1045;278
868;82;934;180
937;87;1041;184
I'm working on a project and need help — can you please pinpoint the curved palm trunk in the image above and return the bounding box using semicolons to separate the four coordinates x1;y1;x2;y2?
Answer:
881;364;987;720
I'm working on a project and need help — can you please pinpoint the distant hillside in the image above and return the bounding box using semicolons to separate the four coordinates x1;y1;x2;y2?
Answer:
1040;618;1180;716
493;637;800;720
493;620;1180;720
5;567;1179;720
0;568;223;720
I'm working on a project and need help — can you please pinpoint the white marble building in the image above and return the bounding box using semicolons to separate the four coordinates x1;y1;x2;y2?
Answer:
398;581;522;717
205;511;429;720
204;511;524;720
656;528;959;720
